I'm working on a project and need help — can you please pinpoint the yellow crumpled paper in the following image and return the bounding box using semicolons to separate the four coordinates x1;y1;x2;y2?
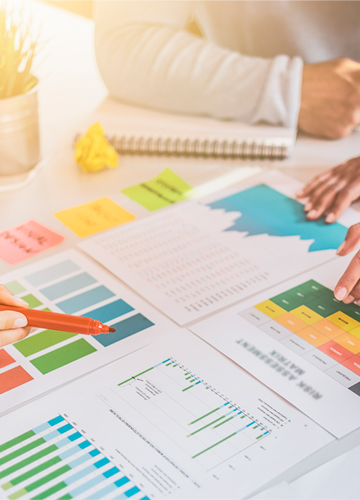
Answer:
74;122;118;173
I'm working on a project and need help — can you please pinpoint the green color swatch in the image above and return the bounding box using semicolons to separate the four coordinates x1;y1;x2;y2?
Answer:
31;339;96;374
15;330;77;357
4;281;26;295
21;294;42;309
122;168;195;211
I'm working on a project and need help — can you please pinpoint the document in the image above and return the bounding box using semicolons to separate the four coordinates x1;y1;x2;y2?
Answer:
191;255;360;438
0;249;177;413
0;331;332;500
80;171;358;325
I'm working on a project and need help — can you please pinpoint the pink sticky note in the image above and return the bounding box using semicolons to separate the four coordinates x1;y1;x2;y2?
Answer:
0;220;64;265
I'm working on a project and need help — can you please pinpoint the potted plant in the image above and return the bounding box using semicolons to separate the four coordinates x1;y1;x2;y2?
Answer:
0;2;41;175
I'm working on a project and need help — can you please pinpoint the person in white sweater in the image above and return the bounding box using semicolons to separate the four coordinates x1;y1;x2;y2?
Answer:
94;1;360;306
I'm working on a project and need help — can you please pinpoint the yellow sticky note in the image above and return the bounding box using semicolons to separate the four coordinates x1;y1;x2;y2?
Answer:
54;197;136;237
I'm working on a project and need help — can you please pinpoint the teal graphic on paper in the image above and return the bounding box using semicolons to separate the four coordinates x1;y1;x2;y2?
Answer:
208;184;347;252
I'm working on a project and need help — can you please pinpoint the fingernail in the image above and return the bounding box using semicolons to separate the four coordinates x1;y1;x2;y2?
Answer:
14;298;28;306
304;202;312;211
337;242;346;255
326;213;335;223
14;316;28;328
297;190;304;197
344;295;355;304
307;210;317;218
335;287;348;300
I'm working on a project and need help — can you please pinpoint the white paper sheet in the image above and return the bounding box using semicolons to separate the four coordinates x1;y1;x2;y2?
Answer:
251;442;360;500
191;255;360;438
0;331;332;500
80;170;358;325
0;249;178;413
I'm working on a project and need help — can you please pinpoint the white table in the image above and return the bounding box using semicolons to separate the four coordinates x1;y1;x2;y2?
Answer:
1;2;360;498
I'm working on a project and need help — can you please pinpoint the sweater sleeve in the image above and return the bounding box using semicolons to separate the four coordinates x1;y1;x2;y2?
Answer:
94;1;303;127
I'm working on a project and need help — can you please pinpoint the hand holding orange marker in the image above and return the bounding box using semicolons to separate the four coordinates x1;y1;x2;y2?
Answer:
0;305;116;335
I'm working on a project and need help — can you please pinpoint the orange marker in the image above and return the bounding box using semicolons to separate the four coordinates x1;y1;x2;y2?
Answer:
0;305;116;335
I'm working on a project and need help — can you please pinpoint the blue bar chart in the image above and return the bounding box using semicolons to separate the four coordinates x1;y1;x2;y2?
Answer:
0;415;149;500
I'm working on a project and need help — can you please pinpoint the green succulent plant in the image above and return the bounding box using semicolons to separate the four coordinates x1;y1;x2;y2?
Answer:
0;2;39;99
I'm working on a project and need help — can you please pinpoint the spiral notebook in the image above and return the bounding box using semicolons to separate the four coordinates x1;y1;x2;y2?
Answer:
79;98;296;160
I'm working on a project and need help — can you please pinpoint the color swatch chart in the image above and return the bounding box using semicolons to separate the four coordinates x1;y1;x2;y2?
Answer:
111;356;272;472
0;415;148;500
0;250;173;412
241;280;360;395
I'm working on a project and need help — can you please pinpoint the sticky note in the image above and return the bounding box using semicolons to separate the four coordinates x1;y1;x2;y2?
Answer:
0;220;64;265
122;168;195;211
54;197;136;237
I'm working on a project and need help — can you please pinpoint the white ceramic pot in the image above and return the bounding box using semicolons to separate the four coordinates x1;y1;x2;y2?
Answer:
0;82;40;176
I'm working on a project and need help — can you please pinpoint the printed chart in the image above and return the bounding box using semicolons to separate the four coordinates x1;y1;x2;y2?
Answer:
0;332;332;500
191;257;360;438
114;357;270;470
0;416;147;500
80;171;354;325
0;249;177;413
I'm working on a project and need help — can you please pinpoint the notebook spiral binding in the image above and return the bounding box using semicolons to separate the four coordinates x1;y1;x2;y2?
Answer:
106;135;288;159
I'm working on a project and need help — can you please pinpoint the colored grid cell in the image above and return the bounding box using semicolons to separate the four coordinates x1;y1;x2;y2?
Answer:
31;339;96;374
39;273;97;301
269;292;302;312
327;311;360;332
82;299;134;323
21;294;42;309
342;355;360;377
335;333;360;354
294;326;328;347
255;300;286;319
0;366;33;394
307;298;339;318
94;313;154;347
290;305;323;325
298;280;329;295
0;349;15;369
14;330;77;358
319;340;354;363
25;260;80;287
5;281;26;295
349;325;360;340
56;286;115;314
275;312;307;333
312;318;346;339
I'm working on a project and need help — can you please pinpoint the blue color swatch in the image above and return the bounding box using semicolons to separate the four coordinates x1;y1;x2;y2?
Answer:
94;313;154;347
40;272;97;300
208;184;347;252
25;260;80;286
82;299;134;323
56;286;115;314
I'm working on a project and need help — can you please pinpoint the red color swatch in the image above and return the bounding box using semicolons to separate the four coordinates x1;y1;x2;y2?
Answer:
0;349;15;369
0;366;33;394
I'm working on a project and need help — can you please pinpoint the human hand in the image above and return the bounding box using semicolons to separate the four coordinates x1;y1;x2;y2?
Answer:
0;285;30;347
298;58;360;139
297;156;360;223
334;223;360;304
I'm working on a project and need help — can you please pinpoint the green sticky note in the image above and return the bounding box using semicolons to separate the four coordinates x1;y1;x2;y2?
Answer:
122;168;195;211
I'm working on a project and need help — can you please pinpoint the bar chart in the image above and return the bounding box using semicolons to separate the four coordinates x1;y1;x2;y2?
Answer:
0;250;175;412
112;357;272;470
0;415;148;500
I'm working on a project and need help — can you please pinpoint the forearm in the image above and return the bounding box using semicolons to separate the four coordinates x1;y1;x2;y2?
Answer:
94;2;303;127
